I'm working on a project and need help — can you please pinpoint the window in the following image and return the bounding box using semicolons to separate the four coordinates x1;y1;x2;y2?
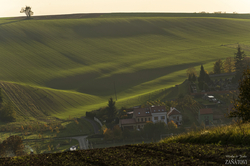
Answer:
145;118;147;121
177;116;179;120
154;110;156;112
173;116;176;119
154;117;158;120
161;116;165;120
141;118;143;122
158;109;160;111
138;118;140;122
149;118;151;121
138;112;140;114
162;109;164;111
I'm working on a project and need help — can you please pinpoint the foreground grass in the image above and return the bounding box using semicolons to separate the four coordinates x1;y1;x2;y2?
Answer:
0;142;248;166
1;122;250;165
161;122;250;146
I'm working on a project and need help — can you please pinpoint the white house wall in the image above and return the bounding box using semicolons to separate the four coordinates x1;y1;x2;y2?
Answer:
151;112;167;125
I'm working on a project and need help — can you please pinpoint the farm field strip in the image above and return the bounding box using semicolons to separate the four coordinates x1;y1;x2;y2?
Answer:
1;142;245;165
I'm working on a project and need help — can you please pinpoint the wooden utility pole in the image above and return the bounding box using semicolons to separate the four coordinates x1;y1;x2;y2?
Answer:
114;81;117;101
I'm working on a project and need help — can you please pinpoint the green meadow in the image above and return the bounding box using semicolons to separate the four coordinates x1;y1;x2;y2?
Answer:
0;13;250;122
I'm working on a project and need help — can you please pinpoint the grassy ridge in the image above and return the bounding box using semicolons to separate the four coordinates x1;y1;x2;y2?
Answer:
0;14;250;120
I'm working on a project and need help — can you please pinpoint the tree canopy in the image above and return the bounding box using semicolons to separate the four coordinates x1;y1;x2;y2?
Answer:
213;59;224;74
0;135;26;157
223;57;235;73
228;67;250;123
234;45;246;74
107;97;117;121
20;6;34;18
198;65;211;90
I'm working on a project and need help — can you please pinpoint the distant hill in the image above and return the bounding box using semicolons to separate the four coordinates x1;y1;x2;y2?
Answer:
0;13;250;120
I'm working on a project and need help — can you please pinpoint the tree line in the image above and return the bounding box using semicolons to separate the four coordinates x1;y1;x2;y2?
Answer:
187;45;249;90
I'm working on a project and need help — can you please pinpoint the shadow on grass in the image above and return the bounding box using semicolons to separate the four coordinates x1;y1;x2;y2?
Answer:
0;19;27;26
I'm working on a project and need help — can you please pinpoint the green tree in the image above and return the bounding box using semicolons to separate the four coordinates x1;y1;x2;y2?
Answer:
104;128;114;141
243;57;250;69
167;120;178;130
113;125;122;140
234;45;246;74
213;59;224;74
0;102;16;122
223;57;235;73
191;73;196;82
198;65;206;82
0;135;26;157
186;67;197;78
198;81;204;91
228;67;250;123
198;65;211;90
107;98;117;121
20;6;34;18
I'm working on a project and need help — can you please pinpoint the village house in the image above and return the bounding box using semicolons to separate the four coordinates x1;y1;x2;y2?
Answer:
119;107;152;130
198;108;213;126
150;105;167;124
167;107;182;126
119;105;172;130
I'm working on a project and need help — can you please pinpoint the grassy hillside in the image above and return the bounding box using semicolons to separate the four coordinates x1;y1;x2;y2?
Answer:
0;13;250;121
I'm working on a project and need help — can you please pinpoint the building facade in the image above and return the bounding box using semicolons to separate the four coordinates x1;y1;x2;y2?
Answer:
167;107;182;126
199;108;213;126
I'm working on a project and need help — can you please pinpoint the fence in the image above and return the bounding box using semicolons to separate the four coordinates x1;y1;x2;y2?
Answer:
94;117;103;127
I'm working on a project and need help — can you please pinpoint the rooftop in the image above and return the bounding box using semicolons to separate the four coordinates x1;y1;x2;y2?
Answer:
120;118;136;125
199;108;213;115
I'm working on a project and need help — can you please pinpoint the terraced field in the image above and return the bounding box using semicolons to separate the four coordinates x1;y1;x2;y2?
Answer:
0;13;250;122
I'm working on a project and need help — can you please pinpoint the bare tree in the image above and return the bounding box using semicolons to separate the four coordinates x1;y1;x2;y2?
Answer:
20;6;34;18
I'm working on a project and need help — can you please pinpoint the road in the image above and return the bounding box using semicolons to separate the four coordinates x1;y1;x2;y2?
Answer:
70;135;88;150
81;116;101;134
22;117;101;150
58;117;101;150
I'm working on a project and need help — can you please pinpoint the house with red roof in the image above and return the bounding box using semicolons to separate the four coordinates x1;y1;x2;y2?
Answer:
119;105;168;130
119;107;152;130
167;107;182;126
199;108;213;126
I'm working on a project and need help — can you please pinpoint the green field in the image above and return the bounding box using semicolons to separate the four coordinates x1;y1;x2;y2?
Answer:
0;13;250;123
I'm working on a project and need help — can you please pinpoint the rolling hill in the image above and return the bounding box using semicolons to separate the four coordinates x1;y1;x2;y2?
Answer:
0;13;250;121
